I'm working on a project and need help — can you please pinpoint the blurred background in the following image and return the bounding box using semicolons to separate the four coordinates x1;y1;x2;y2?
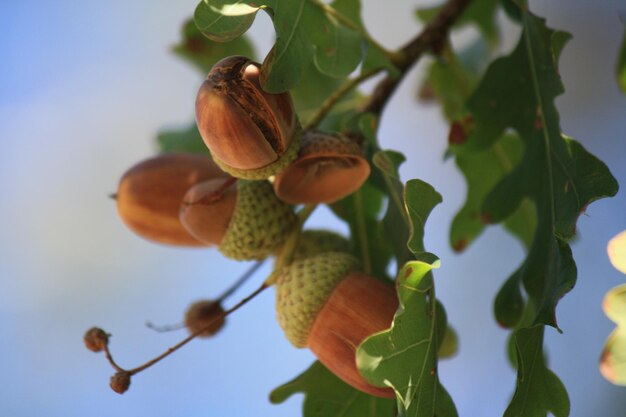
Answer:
1;0;625;416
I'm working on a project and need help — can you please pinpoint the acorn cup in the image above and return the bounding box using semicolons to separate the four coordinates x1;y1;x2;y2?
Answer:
275;252;397;398
115;153;230;247
195;56;300;180
273;130;370;204
179;179;297;260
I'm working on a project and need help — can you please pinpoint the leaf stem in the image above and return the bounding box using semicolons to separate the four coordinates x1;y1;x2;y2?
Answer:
305;67;383;129
215;260;265;303
272;204;318;273
352;189;372;274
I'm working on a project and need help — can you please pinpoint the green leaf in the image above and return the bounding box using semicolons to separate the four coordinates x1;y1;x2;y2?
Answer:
311;22;362;78
450;134;536;252
422;39;489;121
156;123;209;154
270;361;395;417
416;0;500;44
464;11;618;329
330;182;393;279
504;327;570;417
373;150;413;268
494;269;525;329
290;62;344;119
194;0;373;92
194;0;260;42
404;179;442;262
173;18;255;74
260;0;318;92
356;260;457;417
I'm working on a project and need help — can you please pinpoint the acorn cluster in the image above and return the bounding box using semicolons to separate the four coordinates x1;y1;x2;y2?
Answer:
90;56;397;397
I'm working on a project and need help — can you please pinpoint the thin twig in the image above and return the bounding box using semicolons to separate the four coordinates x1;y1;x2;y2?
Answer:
103;283;269;376
305;67;384;130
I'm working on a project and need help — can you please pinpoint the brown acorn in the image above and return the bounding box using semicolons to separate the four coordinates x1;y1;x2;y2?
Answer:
275;252;397;398
115;153;229;247
179;179;296;260
273;130;370;204
195;56;299;180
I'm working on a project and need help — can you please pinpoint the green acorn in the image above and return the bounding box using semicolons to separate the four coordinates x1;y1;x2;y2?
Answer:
274;251;397;398
275;252;360;348
179;179;296;260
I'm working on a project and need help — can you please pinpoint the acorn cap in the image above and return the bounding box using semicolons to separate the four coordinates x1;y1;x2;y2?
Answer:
116;153;228;247
273;130;370;204
220;180;297;260
275;252;360;348
181;179;296;260
196;56;299;179
291;230;351;261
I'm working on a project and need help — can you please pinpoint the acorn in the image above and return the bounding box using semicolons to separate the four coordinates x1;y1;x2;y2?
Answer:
275;252;397;398
195;56;300;180
273;130;370;204
184;300;226;338
115;153;229;247
179;179;296;260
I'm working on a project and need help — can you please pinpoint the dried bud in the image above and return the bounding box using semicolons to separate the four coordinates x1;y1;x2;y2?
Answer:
196;56;299;179
116;153;229;247
273;130;370;204
110;371;131;394
184;300;226;337
83;327;109;352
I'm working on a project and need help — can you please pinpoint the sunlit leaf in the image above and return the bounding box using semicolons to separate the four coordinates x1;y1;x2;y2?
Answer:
172;18;255;74
356;180;455;417
504;327;570;417
156;123;209;154
270;361;395;417
600;284;626;386
194;0;260;42
356;260;457;417
608;230;626;274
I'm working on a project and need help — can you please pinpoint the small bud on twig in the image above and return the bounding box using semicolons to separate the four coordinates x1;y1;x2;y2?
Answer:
110;371;132;394
84;327;109;352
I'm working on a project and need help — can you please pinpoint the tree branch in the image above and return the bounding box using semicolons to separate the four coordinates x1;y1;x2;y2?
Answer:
363;0;473;116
